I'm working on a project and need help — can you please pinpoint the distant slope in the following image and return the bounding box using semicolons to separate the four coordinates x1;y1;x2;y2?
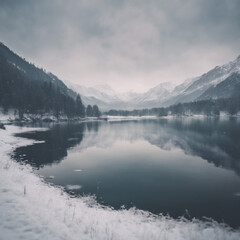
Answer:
164;55;240;106
66;81;176;110
68;55;240;110
64;81;130;110
130;82;175;109
197;73;240;101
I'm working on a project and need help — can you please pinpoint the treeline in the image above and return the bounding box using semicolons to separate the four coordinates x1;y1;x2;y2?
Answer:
86;105;101;117
0;55;100;118
106;96;240;117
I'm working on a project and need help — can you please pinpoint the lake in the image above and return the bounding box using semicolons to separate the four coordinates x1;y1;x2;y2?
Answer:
14;117;240;228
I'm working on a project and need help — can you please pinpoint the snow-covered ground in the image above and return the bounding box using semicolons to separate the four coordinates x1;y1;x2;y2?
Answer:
0;108;69;123
0;125;240;240
0;108;105;124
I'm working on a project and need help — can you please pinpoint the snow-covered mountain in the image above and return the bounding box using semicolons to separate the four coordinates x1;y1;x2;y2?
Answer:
64;81;131;110
65;55;240;111
197;72;240;101
65;81;177;110
163;55;240;106
64;81;120;102
129;82;176;109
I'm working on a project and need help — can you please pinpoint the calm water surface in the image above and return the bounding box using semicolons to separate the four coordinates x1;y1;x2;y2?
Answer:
14;118;240;228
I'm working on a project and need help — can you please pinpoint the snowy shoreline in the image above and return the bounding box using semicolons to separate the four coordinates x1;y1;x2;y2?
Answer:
0;125;240;240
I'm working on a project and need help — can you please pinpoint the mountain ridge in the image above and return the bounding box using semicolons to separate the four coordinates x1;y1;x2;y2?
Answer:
68;54;240;110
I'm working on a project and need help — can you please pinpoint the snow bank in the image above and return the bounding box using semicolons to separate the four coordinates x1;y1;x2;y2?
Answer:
0;108;16;124
107;116;158;122
0;126;239;240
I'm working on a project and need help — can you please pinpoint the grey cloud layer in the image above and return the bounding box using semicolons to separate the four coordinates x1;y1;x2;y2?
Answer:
0;0;240;92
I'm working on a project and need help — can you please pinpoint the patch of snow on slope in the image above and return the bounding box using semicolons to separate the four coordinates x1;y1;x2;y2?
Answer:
64;81;121;103
0;126;240;239
185;55;240;94
8;61;26;73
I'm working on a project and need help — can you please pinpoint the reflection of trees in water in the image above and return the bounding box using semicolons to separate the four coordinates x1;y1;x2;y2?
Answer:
86;121;99;132
14;118;240;175
144;118;240;176
14;123;86;168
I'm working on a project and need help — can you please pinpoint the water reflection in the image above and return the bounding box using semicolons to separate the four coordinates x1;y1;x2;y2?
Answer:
15;118;240;177
13;118;240;228
15;123;85;168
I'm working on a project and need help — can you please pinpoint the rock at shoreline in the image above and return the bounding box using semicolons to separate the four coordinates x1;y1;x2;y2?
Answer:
0;122;5;130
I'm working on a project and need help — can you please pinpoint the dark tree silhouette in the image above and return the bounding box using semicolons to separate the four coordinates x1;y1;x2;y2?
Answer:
92;105;101;117
86;105;93;117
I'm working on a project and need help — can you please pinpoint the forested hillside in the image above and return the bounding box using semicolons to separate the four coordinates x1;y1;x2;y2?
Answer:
0;43;100;118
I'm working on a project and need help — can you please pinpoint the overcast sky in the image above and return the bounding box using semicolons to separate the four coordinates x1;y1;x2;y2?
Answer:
0;0;240;92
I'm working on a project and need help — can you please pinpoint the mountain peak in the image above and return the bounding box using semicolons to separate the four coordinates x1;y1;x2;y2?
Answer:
153;82;175;92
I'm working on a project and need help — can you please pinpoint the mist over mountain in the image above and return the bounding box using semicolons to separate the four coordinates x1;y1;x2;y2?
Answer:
64;81;176;110
66;55;240;111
